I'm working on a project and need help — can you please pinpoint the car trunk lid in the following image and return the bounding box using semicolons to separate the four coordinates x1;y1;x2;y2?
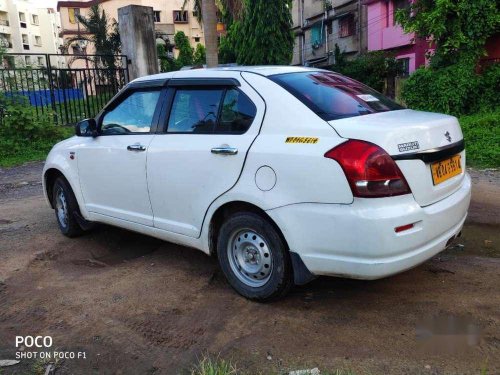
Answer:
328;109;466;206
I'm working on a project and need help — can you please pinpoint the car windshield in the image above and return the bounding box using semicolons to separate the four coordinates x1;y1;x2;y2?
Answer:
270;71;404;121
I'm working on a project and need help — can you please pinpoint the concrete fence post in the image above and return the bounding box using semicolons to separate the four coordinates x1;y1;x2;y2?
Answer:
118;5;159;81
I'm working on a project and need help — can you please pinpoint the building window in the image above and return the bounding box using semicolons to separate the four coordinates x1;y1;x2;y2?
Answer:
194;36;200;42
22;34;29;49
31;14;39;25
34;35;42;46
339;14;355;38
310;23;324;48
37;56;44;66
69;8;80;24
0;33;12;48
398;57;410;77
153;11;161;23
327;21;333;35
24;56;30;65
19;12;27;28
192;10;198;19
173;10;188;23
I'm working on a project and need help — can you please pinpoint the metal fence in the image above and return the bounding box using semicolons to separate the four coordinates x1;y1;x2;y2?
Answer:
0;53;129;126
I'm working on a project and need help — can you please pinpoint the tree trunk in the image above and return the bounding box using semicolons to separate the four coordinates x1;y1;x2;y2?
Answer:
202;0;218;67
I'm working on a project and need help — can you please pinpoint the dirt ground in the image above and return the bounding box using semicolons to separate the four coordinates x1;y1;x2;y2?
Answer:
0;162;499;375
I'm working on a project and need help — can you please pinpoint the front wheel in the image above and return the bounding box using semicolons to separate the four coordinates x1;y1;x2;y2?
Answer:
217;212;293;301
52;177;85;237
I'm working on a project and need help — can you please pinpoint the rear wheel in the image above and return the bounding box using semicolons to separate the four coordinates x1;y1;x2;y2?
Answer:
52;177;85;237
217;212;293;301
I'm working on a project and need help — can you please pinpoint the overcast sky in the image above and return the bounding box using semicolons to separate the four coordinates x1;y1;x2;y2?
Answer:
34;0;58;9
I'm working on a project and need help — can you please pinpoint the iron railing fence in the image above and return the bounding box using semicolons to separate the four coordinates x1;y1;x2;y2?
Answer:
0;53;129;126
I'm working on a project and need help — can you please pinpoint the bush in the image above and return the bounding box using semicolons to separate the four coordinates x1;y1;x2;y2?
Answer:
0;95;71;167
174;31;194;67
193;43;206;65
459;110;500;168
401;61;500;116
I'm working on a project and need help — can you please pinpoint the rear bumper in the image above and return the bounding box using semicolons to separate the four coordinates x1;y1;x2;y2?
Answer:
266;173;471;280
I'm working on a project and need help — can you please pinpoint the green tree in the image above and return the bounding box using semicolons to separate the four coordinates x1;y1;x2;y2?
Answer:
174;31;194;67
157;44;180;72
193;43;207;65
218;21;240;63
231;0;294;65
184;0;245;67
395;0;499;67
65;5;121;70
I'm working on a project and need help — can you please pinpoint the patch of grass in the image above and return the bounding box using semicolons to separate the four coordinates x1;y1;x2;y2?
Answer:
191;355;239;375
459;110;500;168
32;355;62;375
0;126;73;168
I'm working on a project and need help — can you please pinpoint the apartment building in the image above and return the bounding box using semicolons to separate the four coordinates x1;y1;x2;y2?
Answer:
364;0;429;75
0;0;64;66
291;0;368;67
56;0;204;58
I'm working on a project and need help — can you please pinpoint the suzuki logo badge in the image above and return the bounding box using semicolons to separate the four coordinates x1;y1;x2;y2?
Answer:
444;131;452;143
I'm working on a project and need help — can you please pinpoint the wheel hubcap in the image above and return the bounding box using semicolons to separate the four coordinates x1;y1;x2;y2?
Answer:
55;189;68;229
227;229;273;287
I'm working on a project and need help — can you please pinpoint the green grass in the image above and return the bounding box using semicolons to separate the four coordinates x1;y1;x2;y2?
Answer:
0;126;73;168
191;355;239;375
458;110;500;168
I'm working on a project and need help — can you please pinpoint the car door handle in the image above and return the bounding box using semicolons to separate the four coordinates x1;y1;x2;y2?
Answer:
211;146;238;155
127;144;146;152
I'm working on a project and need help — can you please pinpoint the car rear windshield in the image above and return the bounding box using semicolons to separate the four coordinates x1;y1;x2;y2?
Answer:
270;72;404;121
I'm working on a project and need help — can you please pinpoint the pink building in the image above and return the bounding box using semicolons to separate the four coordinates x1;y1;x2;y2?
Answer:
364;0;429;75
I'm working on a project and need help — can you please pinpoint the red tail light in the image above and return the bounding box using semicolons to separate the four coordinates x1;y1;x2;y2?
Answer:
325;139;411;198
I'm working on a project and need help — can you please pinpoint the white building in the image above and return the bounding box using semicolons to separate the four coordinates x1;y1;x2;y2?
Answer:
0;0;64;67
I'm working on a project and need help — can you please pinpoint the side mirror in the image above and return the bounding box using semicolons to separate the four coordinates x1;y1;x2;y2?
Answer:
75;118;98;137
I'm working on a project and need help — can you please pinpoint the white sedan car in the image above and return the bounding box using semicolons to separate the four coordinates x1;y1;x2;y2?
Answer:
43;66;471;301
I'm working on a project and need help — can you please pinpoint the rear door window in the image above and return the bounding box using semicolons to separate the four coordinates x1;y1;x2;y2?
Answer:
270;72;403;121
167;89;223;133
166;87;256;134
216;89;256;134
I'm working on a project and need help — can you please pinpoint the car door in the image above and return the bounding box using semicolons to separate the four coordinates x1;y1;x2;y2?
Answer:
77;87;164;226
147;78;264;237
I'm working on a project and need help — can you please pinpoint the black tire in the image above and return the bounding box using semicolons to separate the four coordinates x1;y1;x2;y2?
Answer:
217;212;293;301
52;177;85;237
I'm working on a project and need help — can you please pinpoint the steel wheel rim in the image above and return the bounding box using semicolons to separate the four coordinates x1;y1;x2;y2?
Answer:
227;228;273;287
55;188;68;229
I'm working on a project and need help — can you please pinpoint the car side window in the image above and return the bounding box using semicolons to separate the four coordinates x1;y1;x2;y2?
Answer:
167;89;224;133
216;89;256;134
101;90;161;135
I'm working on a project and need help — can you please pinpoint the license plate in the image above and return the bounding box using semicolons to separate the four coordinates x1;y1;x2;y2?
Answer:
431;154;462;185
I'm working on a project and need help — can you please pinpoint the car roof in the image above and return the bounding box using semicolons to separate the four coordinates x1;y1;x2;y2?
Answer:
131;65;328;83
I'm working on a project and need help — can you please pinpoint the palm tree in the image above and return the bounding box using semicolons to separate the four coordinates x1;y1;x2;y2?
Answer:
64;5;121;70
201;0;218;67
184;0;244;67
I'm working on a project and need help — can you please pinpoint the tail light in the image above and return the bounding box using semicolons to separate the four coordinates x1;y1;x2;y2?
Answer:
325;139;411;198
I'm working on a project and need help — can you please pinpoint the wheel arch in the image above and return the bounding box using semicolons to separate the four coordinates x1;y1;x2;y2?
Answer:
207;200;289;257
44;168;66;208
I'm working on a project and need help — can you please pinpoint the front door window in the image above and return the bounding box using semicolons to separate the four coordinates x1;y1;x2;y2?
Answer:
101;90;161;135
